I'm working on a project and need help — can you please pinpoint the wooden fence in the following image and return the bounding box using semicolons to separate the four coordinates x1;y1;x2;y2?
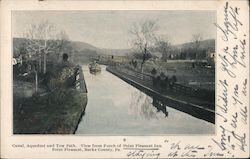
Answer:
111;66;214;102
75;66;88;93
115;67;153;81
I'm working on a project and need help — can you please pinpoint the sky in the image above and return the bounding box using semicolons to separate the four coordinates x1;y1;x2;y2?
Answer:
12;11;216;49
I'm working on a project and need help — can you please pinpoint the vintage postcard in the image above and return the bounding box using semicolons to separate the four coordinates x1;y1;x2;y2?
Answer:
0;0;249;158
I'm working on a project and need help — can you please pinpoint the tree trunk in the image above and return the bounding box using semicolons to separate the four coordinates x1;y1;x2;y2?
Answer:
43;53;46;74
165;50;168;62
58;52;60;63
140;62;144;71
57;47;61;63
141;43;147;71
35;71;38;92
38;56;42;73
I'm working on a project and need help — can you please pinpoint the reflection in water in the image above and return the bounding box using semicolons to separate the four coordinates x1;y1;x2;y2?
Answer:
129;91;158;120
89;70;101;75
76;65;214;135
129;91;169;120
152;97;169;117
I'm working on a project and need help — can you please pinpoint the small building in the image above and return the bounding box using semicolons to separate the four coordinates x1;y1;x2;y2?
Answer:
206;47;216;63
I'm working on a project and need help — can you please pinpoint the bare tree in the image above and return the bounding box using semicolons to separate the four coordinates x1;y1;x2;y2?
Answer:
129;19;158;70
24;20;60;74
156;36;171;62
56;30;70;62
191;33;203;60
23;20;69;92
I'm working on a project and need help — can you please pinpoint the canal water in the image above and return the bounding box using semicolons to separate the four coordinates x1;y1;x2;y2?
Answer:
76;65;214;135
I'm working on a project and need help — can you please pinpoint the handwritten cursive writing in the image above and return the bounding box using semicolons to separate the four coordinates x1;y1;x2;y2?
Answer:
204;146;224;157
214;2;242;41
212;125;247;152
170;141;181;150
232;84;243;105
126;149;160;159
230;112;238;129
242;79;247;96
218;79;229;113
212;126;231;151
219;53;236;78
240;106;247;124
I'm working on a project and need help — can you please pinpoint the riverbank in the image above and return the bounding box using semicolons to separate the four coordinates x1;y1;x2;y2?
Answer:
106;66;215;123
13;64;88;134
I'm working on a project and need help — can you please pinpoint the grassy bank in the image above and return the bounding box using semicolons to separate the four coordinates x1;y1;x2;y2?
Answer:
13;63;88;134
14;89;87;134
125;60;215;90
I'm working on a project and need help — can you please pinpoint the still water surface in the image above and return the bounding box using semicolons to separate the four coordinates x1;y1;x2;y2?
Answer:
76;65;214;135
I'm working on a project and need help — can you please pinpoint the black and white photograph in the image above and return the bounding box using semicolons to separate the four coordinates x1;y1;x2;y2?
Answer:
1;0;249;158
12;10;216;135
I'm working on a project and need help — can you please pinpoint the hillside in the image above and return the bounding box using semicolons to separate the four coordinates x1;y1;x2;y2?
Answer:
13;38;215;58
71;41;131;56
174;39;215;51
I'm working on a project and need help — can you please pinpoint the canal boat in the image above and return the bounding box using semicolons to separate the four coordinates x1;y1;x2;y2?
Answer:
89;61;101;74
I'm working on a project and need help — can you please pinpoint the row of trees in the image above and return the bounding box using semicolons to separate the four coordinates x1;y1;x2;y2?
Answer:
15;20;71;74
14;20;73;92
171;48;208;60
129;19;207;68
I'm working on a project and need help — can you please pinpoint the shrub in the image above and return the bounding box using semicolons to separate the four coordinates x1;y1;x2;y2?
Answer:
171;75;177;83
151;68;157;75
48;78;64;90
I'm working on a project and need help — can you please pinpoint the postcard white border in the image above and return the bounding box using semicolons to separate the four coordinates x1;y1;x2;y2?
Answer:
1;0;249;158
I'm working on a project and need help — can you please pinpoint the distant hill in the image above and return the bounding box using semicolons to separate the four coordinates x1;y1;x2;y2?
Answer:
71;39;215;56
13;38;215;58
174;39;215;51
71;41;131;56
70;41;100;52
